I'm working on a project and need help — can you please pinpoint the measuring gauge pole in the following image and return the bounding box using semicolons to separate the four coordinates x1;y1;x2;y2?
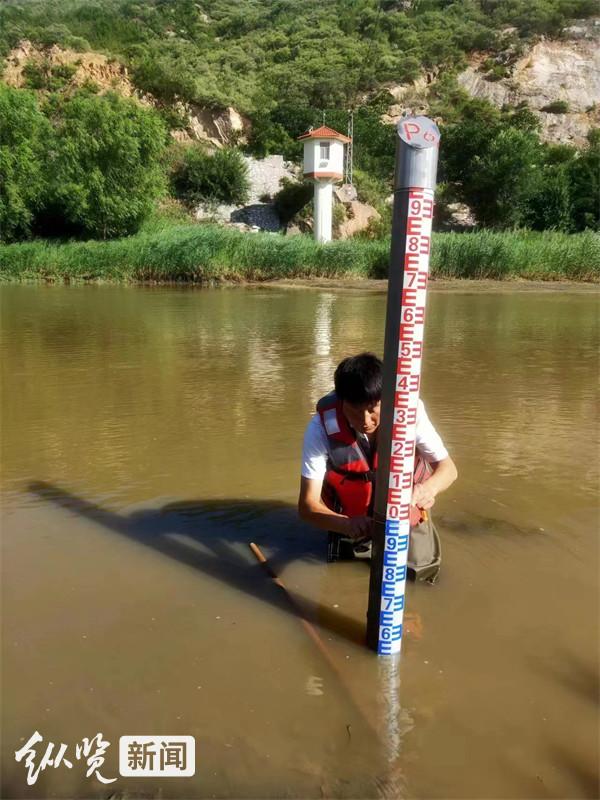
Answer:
366;116;440;656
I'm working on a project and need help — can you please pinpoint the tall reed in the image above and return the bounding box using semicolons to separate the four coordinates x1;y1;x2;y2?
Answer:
0;225;597;283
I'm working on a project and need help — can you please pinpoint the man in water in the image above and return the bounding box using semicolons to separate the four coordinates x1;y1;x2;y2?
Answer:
298;352;457;579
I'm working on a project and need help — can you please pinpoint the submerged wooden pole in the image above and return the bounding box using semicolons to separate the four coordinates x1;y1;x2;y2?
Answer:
249;542;383;743
366;116;441;656
249;542;331;656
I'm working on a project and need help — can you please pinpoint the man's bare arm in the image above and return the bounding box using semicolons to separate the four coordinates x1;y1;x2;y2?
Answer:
299;456;457;535
297;477;372;539
411;456;458;510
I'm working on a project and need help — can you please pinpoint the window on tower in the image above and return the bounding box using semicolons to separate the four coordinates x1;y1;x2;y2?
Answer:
319;142;330;161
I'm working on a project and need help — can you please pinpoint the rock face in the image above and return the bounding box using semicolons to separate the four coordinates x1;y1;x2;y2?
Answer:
438;202;477;231
230;204;281;231
172;103;250;148
199;166;380;239
2;40;145;100
457;21;600;146
381;73;436;124
244;155;300;202
336;199;380;239
334;183;358;203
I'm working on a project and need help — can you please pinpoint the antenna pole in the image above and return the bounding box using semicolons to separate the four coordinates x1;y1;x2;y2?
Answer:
345;110;354;186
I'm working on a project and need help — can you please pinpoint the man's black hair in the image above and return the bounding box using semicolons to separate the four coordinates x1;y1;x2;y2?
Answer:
334;352;382;405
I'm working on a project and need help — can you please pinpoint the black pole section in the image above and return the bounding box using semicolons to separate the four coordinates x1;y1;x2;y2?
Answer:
366;117;440;655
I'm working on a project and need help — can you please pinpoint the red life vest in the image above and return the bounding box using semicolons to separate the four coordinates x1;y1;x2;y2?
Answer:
317;392;429;525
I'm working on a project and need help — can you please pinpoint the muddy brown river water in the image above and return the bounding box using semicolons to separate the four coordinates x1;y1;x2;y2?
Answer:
1;282;598;800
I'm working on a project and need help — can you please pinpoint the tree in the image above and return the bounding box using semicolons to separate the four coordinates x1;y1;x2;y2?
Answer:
441;108;546;228
0;84;50;243
567;130;600;231
524;164;573;231
41;91;167;238
471;127;543;227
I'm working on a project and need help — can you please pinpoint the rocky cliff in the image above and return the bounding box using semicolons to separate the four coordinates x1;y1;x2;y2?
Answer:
384;18;600;146
457;20;600;146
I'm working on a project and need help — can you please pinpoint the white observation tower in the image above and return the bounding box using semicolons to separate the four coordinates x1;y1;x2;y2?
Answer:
297;125;351;243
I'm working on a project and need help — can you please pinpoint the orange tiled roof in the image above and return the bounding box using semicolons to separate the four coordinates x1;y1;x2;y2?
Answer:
297;125;351;143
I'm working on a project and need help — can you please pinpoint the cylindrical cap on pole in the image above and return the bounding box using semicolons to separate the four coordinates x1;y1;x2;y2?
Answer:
394;116;440;191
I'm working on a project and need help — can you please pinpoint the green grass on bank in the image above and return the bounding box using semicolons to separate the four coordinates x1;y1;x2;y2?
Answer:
0;225;598;283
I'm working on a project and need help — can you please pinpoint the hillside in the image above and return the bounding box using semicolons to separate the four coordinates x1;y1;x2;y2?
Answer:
1;1;598;158
0;0;598;244
4;22;599;152
1;0;598;115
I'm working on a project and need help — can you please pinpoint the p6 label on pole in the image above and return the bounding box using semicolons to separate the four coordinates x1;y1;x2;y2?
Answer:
398;117;440;149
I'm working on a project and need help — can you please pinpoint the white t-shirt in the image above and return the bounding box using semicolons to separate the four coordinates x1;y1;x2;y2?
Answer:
301;398;448;481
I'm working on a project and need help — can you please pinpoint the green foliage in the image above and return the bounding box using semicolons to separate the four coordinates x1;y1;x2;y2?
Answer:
64;35;91;52
273;179;313;225
170;144;250;206
39;90;168;239
484;63;509;81
439;93;597;232
482;0;598;37
2;0;595;114
128;42;199;103
0;84;51;242
523;164;573;231
566;130;600;231
23;59;77;91
155;103;188;131
540;100;570;114
22;60;51;90
332;202;346;238
136;199;196;234
0;0;597;238
468;127;544;227
0;224;598;284
353;168;389;207
354;204;393;240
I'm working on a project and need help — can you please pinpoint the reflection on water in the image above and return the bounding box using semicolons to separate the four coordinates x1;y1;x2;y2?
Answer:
1;283;598;799
310;293;336;402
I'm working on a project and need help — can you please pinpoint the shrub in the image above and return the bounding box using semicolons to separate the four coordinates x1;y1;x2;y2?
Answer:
567;130;600;231
540;100;570;114
485;64;509;81
353;168;388;207
170;145;250;206
64;36;92;53
23;60;77;92
523;165;573;231
273;179;313;225
22;60;51;90
332;201;346;238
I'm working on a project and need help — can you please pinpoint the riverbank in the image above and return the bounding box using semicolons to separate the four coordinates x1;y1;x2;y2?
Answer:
0;224;598;283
